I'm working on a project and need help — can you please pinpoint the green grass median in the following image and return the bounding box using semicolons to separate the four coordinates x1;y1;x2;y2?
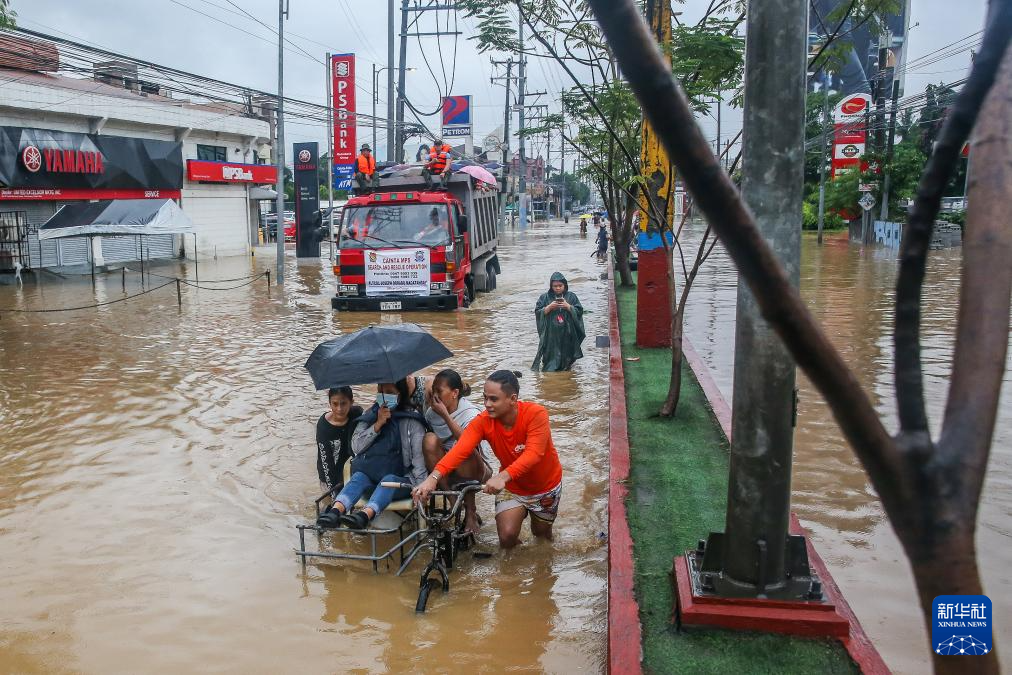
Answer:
615;280;858;674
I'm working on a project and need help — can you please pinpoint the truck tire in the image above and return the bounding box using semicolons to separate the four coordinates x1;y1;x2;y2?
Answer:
484;265;497;292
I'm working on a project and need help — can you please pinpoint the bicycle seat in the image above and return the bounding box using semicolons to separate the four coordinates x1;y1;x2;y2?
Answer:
450;479;481;491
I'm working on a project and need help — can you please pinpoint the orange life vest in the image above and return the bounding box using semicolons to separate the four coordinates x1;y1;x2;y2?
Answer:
428;144;451;173
356;152;376;175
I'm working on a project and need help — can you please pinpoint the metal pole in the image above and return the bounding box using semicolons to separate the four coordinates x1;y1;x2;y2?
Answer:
395;0;410;163
372;63;378;158
387;0;396;163
497;58;513;232
193;232;198;282
879;77;900;222
715;91;721;160
560;108;566;218
327;52;336;262
275;0;288;285
176;278;182;308
708;0;811;599
518;17;528;230
817;73;830;244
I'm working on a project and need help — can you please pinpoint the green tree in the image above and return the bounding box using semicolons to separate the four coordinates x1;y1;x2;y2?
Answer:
0;0;16;28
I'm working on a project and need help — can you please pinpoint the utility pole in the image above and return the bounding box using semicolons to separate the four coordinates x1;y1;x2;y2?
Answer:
879;78;900;222
517;14;528;230
395;0;409;163
492;58;514;231
560;111;567;218
274;0;289;285
715;91;722;160
387;0;396;162
698;0;817;602
817;72;830;244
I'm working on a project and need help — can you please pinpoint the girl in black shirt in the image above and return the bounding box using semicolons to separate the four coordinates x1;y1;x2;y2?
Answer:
316;387;363;498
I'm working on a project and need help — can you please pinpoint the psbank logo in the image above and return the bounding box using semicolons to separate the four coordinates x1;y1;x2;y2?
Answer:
334;61;350;77
933;595;992;656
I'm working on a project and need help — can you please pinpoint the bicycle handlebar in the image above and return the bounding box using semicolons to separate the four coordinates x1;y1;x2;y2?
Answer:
379;481;485;523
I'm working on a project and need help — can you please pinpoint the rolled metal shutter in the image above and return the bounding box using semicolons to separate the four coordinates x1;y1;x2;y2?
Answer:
101;234;174;264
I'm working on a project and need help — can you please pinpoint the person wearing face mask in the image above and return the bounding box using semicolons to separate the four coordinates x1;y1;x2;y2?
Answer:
323;379;429;530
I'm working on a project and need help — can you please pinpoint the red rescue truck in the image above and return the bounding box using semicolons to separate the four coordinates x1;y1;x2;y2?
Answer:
331;175;501;311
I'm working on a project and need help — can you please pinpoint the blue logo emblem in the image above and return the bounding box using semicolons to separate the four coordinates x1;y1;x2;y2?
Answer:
932;595;992;656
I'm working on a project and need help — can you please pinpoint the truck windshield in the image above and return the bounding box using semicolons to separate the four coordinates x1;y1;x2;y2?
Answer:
339;204;451;248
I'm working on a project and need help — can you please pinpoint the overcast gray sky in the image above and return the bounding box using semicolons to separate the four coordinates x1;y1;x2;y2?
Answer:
12;0;988;163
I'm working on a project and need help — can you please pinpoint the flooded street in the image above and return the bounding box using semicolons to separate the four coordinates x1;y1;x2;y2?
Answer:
680;225;1011;675
0;222;610;673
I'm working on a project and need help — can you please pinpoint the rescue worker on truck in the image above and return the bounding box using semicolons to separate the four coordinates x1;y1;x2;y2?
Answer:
422;138;453;190
354;143;379;194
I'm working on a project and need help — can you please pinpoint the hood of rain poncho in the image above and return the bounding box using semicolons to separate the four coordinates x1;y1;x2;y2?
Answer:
532;272;586;371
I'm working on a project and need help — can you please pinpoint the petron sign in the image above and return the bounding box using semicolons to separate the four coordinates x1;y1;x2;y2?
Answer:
441;95;472;138
187;160;277;184
0;126;183;200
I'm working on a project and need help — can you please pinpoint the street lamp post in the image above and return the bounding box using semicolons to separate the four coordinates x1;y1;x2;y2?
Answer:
373;65;414;161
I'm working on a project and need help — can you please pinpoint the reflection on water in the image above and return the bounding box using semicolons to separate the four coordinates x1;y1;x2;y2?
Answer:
0;222;609;673
680;226;1011;675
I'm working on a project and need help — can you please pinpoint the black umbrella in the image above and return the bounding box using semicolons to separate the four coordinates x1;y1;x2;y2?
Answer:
305;323;453;390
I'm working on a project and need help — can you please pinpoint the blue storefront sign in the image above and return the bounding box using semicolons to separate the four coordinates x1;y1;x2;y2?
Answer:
332;163;355;191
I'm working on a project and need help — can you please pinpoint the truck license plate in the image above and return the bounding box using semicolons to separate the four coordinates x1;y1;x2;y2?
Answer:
380;301;402;311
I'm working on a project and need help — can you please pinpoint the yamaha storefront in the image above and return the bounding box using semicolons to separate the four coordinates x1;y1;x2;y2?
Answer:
0;126;183;270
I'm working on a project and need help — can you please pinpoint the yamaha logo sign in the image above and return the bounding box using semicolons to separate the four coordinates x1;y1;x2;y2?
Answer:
298;149;312;163
21;145;42;173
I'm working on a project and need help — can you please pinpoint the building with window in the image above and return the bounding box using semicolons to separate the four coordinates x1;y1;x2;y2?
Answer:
0;35;276;271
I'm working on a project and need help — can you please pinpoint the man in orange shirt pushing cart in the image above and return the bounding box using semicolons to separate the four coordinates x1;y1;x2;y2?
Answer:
412;370;563;548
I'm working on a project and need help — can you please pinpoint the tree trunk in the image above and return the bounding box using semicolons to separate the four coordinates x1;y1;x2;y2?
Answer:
614;237;635;286
907;536;999;674
659;302;685;417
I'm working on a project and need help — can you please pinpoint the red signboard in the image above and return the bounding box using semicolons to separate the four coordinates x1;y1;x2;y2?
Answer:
186;160;277;184
331;54;357;166
0;187;181;201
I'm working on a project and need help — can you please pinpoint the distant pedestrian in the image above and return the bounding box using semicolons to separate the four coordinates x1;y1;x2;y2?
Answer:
595;220;609;262
532;272;586;372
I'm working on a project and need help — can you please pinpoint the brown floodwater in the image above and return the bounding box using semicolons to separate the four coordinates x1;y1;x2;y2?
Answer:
0;222;611;673
679;225;1011;675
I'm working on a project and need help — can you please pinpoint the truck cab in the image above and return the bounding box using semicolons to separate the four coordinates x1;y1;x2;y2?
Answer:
331;174;501;311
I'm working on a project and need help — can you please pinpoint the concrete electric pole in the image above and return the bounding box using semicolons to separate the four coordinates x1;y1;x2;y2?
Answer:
274;0;288;285
700;0;818;601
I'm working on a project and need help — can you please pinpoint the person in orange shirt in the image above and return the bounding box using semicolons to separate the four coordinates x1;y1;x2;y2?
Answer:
412;370;563;548
354;143;378;194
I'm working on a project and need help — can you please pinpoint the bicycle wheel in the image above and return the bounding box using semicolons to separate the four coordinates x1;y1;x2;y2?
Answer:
415;578;440;613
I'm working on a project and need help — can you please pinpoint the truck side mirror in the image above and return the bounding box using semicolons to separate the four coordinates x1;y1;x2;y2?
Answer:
456;214;468;236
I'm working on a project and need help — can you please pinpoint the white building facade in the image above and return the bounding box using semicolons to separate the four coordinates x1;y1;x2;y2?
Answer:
0;50;275;270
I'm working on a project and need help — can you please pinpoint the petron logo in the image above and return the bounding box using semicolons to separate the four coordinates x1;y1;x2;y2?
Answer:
298;149;312;163
21;145;42;172
841;97;868;115
933;595;992;657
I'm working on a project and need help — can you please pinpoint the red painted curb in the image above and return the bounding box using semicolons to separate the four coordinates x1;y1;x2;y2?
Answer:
680;337;890;674
608;268;644;674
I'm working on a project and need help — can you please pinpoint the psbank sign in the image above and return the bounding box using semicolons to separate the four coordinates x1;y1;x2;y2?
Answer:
186;159;278;184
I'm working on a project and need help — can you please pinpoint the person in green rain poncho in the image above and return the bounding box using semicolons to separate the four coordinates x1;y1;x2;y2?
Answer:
532;272;586;372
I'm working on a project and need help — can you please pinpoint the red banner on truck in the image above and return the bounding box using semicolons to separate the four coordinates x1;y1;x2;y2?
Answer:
331;54;357;166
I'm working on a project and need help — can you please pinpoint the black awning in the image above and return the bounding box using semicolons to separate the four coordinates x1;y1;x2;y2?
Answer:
37;199;195;240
